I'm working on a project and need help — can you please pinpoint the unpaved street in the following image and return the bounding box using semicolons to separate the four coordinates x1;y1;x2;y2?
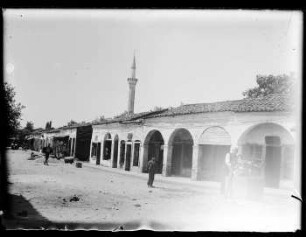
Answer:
3;149;300;231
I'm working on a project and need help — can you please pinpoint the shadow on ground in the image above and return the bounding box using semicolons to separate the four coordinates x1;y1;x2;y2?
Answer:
1;194;171;231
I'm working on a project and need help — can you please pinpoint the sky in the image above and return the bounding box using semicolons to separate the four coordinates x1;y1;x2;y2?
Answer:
3;9;303;129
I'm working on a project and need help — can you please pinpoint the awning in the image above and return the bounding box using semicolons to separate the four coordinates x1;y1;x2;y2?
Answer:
53;135;70;140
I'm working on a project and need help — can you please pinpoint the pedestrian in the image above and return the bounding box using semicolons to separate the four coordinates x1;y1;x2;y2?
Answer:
221;146;240;198
43;144;53;166
147;157;156;188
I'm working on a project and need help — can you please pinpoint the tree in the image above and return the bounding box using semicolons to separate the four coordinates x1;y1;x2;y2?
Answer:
67;120;77;126
25;121;34;132
153;106;164;111
15;121;35;142
3;82;25;136
114;111;129;119
92;115;107;124
243;74;293;99
45;121;52;130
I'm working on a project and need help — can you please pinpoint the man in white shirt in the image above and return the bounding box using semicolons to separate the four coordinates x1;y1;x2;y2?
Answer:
221;146;240;198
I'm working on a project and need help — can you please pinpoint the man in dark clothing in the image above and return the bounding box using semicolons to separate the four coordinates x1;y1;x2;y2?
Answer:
147;157;156;188
43;144;53;166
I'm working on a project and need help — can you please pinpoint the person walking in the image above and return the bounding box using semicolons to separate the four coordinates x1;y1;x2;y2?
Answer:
43;144;53;166
147;157;156;188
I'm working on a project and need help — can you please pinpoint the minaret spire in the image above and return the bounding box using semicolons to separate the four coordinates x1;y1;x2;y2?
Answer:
131;52;136;78
127;53;138;114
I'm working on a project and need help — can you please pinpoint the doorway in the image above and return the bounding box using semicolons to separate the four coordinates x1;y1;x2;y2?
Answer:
265;136;281;188
145;130;164;174
169;129;193;177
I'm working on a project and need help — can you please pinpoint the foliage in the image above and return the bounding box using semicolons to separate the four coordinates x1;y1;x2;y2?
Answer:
45;121;53;130
242;74;293;99
15;129;30;145
17;121;34;142
3;82;25;136
14;123;39;146
25;121;34;132
153;106;164;111
114;111;129;119
92;115;107;124
67;120;77;127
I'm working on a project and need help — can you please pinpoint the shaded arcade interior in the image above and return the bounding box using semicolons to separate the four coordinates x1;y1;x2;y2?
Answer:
169;129;193;177
198;127;231;182
238;123;295;188
88;122;296;190
143;130;164;174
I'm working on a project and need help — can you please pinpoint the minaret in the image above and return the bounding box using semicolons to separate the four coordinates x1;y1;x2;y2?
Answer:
127;55;138;114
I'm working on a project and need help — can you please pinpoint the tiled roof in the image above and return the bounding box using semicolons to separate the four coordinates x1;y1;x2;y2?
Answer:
120;110;168;121
145;94;292;118
44;94;292;131
44;129;60;133
93;110;168;125
60;123;91;129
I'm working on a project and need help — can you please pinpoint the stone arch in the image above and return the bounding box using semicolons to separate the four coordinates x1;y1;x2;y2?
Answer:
142;130;165;173
197;126;231;181
168;128;194;177
238;122;294;146
168;128;195;146
238;122;295;188
198;126;231;145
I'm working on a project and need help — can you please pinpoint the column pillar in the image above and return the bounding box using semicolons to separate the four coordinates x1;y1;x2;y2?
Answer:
138;144;144;173
293;144;300;195
89;141;93;163
117;140;122;168
70;138;73;156
123;142;128;170
130;141;135;169
140;144;149;173
162;144;173;177
73;138;75;157
110;138;115;167
191;144;200;180
100;140;105;164
280;146;286;180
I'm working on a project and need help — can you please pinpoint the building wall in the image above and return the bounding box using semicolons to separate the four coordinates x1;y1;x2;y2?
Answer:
42;128;77;156
89;111;297;187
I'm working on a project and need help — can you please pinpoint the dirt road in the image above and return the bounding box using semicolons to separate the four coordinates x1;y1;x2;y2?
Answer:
2;150;300;231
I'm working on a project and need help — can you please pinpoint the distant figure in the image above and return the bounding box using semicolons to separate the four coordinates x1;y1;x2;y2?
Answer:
147;157;157;188
43;144;53;166
221;146;240;198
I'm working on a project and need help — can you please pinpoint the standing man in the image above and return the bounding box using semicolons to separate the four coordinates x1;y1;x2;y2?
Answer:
221;146;240;198
43;144;53;166
147;157;156;188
